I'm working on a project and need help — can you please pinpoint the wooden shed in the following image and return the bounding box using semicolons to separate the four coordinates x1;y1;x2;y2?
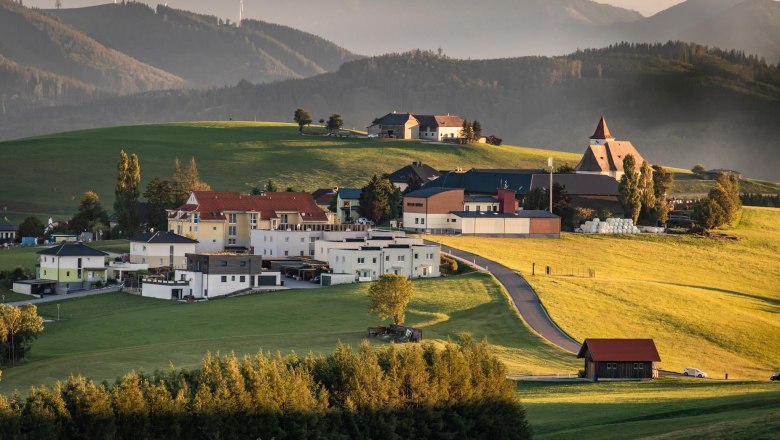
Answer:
577;338;661;380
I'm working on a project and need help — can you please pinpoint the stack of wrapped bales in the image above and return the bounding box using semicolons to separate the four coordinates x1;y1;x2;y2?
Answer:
640;226;665;234
579;218;642;234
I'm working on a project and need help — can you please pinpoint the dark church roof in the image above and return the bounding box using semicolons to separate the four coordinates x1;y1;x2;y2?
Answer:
590;116;614;140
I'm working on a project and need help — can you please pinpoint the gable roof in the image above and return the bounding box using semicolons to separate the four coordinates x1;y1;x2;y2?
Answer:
172;191;329;222
415;114;465;129
530;174;619;196
576;141;646;173
387;162;442;184
338;188;362;200
404;187;462;199
577;339;661;362
311;188;337;205
38;242;108;257
425;169;533;195
130;231;198;244
590;116;614;140
0;222;15;232
375;112;417;126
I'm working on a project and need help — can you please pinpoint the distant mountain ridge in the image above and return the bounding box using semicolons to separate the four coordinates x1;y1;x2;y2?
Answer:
2;42;778;181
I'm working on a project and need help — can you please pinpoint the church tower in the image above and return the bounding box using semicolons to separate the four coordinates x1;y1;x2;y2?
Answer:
589;116;615;146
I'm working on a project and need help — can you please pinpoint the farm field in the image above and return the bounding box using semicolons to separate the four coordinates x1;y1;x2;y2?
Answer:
2;122;777;225
518;378;780;440
434;207;780;380
0;122;581;224
0;273;578;395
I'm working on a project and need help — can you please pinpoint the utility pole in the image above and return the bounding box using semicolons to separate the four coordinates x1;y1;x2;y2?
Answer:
548;157;554;213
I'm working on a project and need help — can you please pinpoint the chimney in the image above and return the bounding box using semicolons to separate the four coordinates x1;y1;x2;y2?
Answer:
497;189;518;214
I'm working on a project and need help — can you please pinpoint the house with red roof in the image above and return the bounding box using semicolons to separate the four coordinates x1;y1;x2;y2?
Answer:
167;191;334;253
577;338;661;380
367;111;465;141
576;117;647;181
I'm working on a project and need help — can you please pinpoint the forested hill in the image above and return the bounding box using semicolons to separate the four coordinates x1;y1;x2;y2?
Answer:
3;42;779;181
47;3;360;88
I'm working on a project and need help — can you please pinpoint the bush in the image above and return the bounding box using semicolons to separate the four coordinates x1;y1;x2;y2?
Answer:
0;339;532;439
440;255;460;275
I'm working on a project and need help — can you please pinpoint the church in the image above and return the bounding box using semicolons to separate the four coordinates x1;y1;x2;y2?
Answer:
576;117;646;181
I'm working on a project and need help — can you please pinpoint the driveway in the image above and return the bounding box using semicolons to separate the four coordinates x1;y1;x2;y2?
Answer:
436;242;581;354
7;286;121;307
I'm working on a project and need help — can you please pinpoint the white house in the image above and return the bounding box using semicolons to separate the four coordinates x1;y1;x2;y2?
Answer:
34;243;108;294
251;225;402;259
0;222;16;245
141;253;281;300
129;231;198;269
317;237;440;282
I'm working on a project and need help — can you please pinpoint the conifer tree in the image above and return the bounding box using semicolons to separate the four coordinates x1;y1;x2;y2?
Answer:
618;154;641;223
170;157;188;207
638;161;655;223
113;151;141;236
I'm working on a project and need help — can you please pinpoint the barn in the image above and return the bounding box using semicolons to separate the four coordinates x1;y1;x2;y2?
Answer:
577;338;661;380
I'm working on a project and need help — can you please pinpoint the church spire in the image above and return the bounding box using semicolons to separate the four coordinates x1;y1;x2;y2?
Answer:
590;116;614;140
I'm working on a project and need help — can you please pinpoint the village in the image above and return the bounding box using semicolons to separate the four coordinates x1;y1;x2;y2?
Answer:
0;112;748;384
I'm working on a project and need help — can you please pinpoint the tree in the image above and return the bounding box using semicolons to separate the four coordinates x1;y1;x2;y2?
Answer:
114;151;141;237
293;108;312;134
186;157;210;192
460;119;475;143
556;163;576;174
17;216;45;239
638;161;656;223
326;114;343;134
523;187;546;210
367;274;414;325
691;164;706;176
709;173;741;224
0;304;44;365
359;175;395;224
652;165;673;223
471;120;482;141
170;157;188;207
70;192;109;235
695;197;726;231
144;178;174;231
402;175;422;194
264;180;278;192
618;155;641;223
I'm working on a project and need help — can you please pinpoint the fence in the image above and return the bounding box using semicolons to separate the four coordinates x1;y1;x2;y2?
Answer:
533;262;595;278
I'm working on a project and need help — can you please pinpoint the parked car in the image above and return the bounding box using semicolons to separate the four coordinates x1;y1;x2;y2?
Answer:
356;217;375;226
771;372;780;381
683;367;708;378
367;133;378;138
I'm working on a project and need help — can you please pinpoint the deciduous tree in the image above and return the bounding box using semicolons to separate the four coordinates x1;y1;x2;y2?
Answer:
293;108;312;134
70;192;109;235
17;216;45;239
367;274;414;325
359;175;396;224
695;197;726;231
326;114;343;134
144;178;175;232
619;154;641;223
114;151;141;237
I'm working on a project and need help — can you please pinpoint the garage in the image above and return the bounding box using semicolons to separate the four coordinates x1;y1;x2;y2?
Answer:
258;274;279;286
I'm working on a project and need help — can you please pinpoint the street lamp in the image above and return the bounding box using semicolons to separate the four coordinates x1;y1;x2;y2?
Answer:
548;157;554;214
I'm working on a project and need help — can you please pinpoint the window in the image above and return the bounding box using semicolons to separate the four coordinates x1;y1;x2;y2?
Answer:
493;206;498;212
194;213;199;224
310;237;316;243
415;218;419;225
221;276;227;282
228;238;236;245
228;226;237;236
66;271;70;277
465;206;470;211
414;253;419;259
398;256;405;262
231;276;236;281
357;258;365;264
372;258;377;263
310;250;315;256
250;213;257;225
476;206;481;212
264;236;267;242
213;227;217;231
285;251;289;256
240;276;245;282
228;213;237;224
300;237;305;243
385;255;390;261
300;251;304;256
43;270;47;276
420;218;425;225
285;237;289;242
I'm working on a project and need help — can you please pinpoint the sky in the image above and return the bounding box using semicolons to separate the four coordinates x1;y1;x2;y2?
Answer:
26;0;686;21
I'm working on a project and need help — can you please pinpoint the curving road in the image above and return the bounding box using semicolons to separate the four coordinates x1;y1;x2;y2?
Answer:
436;242;581;354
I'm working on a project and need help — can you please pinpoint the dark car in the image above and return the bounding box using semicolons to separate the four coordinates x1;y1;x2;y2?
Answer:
771;372;780;381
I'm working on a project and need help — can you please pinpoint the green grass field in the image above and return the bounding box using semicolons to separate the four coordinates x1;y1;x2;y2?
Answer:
0;273;578;395
519;378;780;440
0;122;581;224
434;207;780;380
3;122;776;226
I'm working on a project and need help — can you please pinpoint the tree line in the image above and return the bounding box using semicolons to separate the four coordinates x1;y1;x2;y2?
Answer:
618;155;674;225
740;193;780;207
0;339;530;440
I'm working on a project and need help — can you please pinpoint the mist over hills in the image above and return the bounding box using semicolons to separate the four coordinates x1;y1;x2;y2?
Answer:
3;43;778;181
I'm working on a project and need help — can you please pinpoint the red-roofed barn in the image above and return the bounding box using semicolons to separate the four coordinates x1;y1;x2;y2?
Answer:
578;338;661;380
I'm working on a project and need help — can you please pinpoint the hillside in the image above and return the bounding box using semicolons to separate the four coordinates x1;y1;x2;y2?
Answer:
3;43;779;180
47;3;360;88
0;0;185;95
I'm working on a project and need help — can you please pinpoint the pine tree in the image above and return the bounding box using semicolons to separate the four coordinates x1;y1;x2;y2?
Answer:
638;161;655;223
186;157;211;192
471;120;482;141
170;157;188;207
114;151;141;237
359;175;394;224
651;165;673;223
143;178;174;232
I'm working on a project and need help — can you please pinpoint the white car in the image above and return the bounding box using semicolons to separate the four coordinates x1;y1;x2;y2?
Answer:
356;217;375;226
683;367;708;378
367;133;379;138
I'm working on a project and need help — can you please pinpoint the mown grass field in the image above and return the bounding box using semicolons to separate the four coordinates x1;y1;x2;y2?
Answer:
434;207;780;380
0;273;578;395
2;122;777;226
519;378;780;440
0;122;581;224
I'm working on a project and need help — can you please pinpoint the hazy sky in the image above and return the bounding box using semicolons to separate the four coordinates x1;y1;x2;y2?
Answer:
26;0;686;21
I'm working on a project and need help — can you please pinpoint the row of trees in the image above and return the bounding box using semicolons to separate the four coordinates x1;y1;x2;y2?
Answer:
618;155;673;224
144;157;211;231
0;339;530;439
740;193;780;207
460;120;482;143
694;173;742;231
0;304;44;367
294;108;344;134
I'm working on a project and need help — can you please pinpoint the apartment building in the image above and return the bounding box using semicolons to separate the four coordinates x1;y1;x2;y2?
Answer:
250;224;405;259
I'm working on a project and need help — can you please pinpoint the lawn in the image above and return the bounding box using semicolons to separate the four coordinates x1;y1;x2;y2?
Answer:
0;122;582;224
433;207;780;380
518;378;780;440
0;273;578;395
671;172;780;196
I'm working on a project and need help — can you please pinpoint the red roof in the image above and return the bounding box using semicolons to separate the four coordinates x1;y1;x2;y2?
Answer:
173;191;329;222
577;339;661;362
590;116;614;140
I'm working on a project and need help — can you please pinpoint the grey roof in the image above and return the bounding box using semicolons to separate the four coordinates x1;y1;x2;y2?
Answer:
530;174;619;196
415;114;464;129
38;243;108;257
387;163;441;184
130;231;198;244
464;196;497;203
338;188;362;200
425;169;533;195
404;187;460;199
375;112;416;126
0;222;15;232
452;210;559;219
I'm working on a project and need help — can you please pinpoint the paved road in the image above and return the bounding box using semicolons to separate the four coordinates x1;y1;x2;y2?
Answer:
7;287;121;307
436;242;581;354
